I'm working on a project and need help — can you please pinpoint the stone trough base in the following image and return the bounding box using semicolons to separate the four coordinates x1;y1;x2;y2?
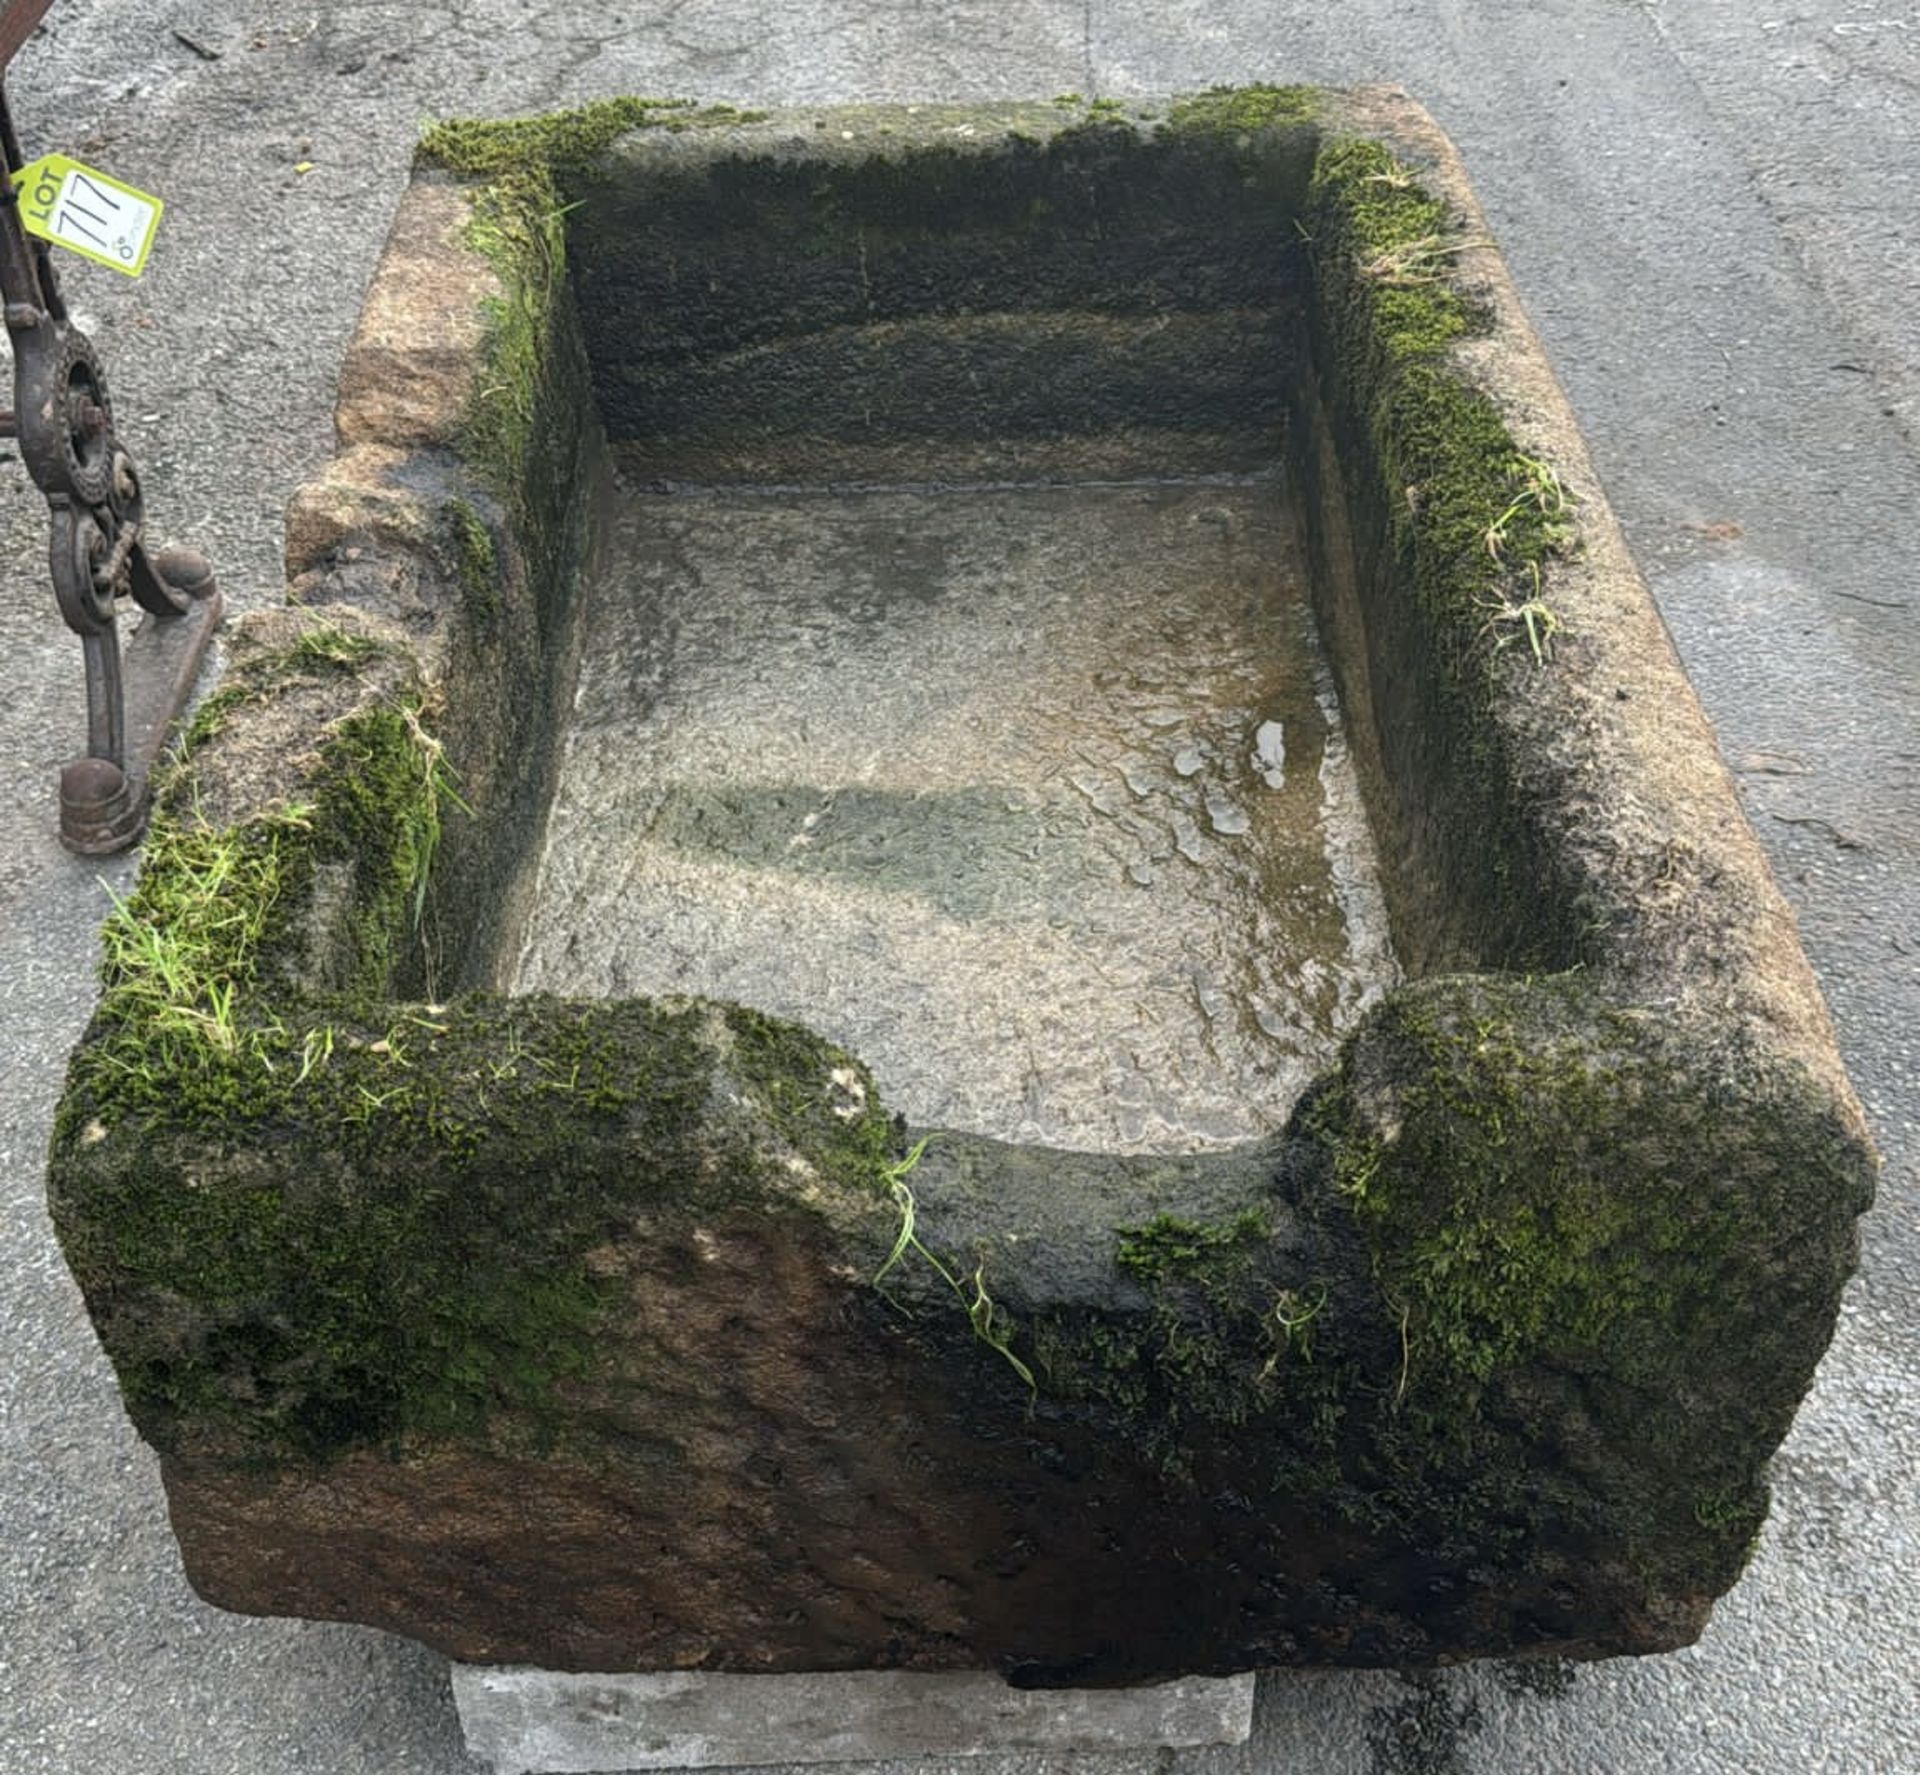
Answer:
451;1666;1257;1772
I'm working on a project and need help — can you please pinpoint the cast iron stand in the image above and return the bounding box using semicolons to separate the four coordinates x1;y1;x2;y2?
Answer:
0;0;220;854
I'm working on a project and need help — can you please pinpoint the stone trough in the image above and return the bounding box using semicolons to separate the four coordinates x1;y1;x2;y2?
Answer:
50;89;1875;1688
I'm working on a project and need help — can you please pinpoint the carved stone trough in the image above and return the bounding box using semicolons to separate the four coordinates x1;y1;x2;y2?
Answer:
49;89;1874;1684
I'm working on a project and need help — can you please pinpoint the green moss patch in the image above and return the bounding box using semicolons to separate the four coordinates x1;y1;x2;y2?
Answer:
1305;136;1579;658
57;972;901;1464
1163;83;1319;136
416;98;754;182
446;178;565;504
1116;1208;1269;1283
1299;134;1590;969
1313;977;1869;1397
55;606;906;1465
442;497;500;624
1281;974;1871;1581
1027;1200;1339;1479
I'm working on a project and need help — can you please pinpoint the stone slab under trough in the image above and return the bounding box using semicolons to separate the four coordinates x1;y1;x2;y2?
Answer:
451;1667;1256;1773
46;90;1876;1694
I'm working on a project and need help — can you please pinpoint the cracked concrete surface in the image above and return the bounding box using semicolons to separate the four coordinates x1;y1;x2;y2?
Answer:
0;3;1914;1772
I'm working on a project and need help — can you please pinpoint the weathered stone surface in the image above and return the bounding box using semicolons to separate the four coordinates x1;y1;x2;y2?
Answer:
333;181;499;453
450;1668;1256;1771
47;91;1875;1685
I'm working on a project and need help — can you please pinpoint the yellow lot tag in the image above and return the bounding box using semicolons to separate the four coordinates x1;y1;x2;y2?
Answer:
11;155;163;276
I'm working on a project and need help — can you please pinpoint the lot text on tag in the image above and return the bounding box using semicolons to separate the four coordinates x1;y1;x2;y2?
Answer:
10;155;163;277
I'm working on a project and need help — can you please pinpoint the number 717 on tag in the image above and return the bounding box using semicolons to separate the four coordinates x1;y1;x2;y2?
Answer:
11;154;164;277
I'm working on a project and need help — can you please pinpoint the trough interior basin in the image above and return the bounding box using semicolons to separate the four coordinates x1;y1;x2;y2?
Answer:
502;115;1401;1155
518;480;1395;1152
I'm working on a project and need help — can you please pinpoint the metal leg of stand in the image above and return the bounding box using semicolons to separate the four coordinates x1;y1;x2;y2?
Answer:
0;45;222;854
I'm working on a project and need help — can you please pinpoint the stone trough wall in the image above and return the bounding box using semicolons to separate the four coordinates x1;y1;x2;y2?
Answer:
46;90;1875;1683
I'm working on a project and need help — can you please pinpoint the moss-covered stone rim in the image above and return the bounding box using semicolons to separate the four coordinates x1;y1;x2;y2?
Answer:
55;619;905;1463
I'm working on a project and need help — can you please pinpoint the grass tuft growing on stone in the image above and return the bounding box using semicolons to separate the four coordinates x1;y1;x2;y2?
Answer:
79;690;457;1124
875;1136;1037;1397
97;811;306;1073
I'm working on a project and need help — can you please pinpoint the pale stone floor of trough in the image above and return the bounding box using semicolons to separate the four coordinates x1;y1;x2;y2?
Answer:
513;475;1396;1152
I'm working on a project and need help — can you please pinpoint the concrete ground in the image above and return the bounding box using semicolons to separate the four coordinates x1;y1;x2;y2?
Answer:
1;1;1914;1771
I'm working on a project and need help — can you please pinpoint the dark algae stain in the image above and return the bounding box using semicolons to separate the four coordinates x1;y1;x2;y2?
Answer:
1493;1656;1578;1700
1367;1673;1485;1775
